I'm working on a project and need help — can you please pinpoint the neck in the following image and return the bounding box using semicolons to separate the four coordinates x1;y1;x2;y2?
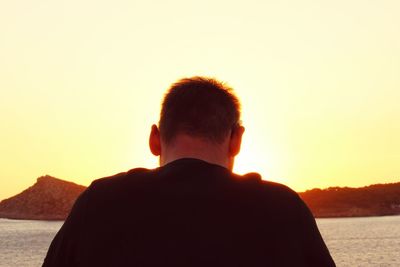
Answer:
160;135;233;170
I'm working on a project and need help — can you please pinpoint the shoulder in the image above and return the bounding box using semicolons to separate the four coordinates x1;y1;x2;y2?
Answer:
255;179;314;221
261;180;299;198
234;171;304;206
92;167;151;184
236;172;299;195
86;167;156;196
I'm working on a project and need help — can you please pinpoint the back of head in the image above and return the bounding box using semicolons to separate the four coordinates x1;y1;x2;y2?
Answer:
159;76;241;144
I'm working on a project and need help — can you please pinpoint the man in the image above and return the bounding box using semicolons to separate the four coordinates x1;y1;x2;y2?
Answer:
43;77;335;266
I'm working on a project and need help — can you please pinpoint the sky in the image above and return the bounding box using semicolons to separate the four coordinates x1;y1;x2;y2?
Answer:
1;0;399;201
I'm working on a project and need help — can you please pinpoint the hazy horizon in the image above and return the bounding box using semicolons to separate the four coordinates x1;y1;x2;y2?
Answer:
1;0;399;200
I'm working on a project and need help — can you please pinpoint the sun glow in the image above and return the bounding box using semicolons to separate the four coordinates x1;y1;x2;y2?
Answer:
234;136;288;186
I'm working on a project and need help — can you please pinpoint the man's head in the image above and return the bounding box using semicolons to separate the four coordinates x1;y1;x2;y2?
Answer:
149;76;245;170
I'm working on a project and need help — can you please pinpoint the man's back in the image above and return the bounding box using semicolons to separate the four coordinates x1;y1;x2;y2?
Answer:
43;158;335;266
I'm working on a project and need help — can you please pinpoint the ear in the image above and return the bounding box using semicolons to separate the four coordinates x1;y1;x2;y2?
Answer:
149;124;161;156
229;125;245;157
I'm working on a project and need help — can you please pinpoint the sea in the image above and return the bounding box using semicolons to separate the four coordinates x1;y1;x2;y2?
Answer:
0;216;399;267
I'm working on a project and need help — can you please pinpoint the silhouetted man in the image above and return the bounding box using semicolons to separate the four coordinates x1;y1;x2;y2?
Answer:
43;77;336;266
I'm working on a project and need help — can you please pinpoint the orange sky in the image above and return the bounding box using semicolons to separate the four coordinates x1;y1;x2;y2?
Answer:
1;0;399;201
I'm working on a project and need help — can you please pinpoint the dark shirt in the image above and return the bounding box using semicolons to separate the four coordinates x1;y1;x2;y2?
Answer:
43;158;335;266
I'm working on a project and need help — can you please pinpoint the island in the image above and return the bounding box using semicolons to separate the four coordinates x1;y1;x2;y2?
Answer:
0;175;399;220
0;175;85;220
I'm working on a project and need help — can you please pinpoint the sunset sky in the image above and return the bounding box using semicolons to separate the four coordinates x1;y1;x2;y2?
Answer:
1;0;399;200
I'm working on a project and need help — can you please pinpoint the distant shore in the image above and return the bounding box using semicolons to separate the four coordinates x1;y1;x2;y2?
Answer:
299;182;400;218
1;176;399;220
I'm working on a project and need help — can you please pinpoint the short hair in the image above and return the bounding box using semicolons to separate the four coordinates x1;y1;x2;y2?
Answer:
159;76;241;144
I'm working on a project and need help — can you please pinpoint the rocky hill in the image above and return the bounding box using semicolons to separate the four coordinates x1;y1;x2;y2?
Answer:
0;175;86;220
300;182;400;218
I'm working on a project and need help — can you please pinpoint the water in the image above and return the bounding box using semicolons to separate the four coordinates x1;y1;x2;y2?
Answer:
0;216;399;266
0;219;61;267
317;216;400;267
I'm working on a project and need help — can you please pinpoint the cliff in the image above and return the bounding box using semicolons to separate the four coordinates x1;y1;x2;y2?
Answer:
300;182;400;218
0;175;86;220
